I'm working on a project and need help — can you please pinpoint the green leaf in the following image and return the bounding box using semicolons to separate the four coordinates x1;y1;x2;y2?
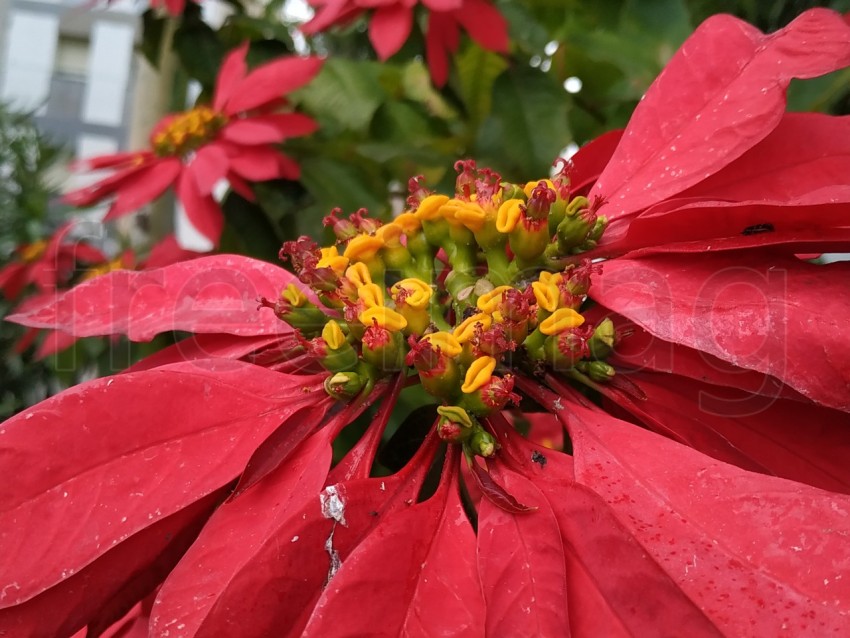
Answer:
299;157;388;217
475;66;571;178
401;61;458;120
140;10;166;68
454;45;508;130
293;58;388;133
173;18;225;88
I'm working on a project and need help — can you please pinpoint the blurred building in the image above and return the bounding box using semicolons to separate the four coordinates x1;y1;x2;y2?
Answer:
0;0;141;166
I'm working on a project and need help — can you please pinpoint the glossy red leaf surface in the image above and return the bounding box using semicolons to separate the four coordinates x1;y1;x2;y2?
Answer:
103;158;182;219
7;255;297;341
123;333;285;373
0;360;324;605
560;400;850;635
592;252;850;411
592;9;850;221
150;426;336;638
301;457;484;638
679;113;850;202
468;458;536;513
0;490;219;638
618;371;850;493
213;43;248;112
477;464;569;637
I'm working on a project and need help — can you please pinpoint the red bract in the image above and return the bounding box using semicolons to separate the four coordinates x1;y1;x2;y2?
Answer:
4;9;850;638
63;44;322;247
301;0;508;86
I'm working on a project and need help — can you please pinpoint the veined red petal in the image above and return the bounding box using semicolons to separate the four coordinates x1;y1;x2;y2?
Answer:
214;42;249;112
368;5;413;60
477;464;569;636
566;129;623;195
593;9;850;221
188;144;230;196
124;333;286;373
226;56;323;114
141;234;206;270
7;254;299;340
425;12;456;87
0;361;325;607
560;400;850;635
300;455;484;637
593;252;850;411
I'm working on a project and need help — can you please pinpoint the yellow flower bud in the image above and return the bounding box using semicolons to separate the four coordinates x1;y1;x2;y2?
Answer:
359;306;408;331
393;212;421;233
422;331;463;358
539;308;585;335
282;283;307;307
343;234;384;261
391;278;432;310
532;281;560;313
453;313;492;344
358;283;384;308
345;262;372;288
461;356;497;394
415;194;450;221
477;285;514;314
322;320;347;350
318;246;350;274
524;179;554;198
495;199;523;233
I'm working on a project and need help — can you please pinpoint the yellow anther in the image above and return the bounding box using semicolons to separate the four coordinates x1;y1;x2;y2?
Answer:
318;246;349;275
495;199;523;233
422;332;463;358
282;283;307;307
19;240;47;262
477;285;514;314
391;278;432;310
343;234;384;261
453;312;492;344
358;283;384;308
415;194;450;221
523;179;555;198
436;405;474;428
359;306;408;331
322;320;347;350
462;356;497;394
393;212;421;233
345;262;372;288
539;308;585;335
532;281;560;312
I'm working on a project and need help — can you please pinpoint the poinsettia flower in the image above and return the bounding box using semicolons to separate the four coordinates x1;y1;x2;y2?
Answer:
63;44;322;247
301;0;508;86
4;9;850;637
0;223;107;301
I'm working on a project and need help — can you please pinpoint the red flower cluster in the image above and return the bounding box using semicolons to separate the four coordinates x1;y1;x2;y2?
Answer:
3;9;850;637
64;44;322;247
301;0;508;86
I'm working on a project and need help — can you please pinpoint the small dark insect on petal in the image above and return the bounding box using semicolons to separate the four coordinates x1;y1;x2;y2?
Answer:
531;450;547;467
741;223;775;236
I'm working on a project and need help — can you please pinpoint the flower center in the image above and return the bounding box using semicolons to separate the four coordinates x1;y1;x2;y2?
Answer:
267;161;615;459
19;240;48;263
151;106;227;157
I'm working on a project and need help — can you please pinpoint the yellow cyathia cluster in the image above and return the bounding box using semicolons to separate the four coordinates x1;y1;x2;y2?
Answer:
266;161;616;458
152;105;227;157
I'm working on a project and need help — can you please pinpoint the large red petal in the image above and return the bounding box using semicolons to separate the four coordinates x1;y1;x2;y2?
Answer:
477;464;569;636
300;458;484;637
219;113;318;145
0;361;325;607
176;171;225;245
619;371;850;493
225;145;301;181
559;400;850;635
213;43;249;112
592;9;850;221
7;254;298;340
454;0;509;53
368;5;412;60
592;252;850;411
103;158;183;219
226;56;323;114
